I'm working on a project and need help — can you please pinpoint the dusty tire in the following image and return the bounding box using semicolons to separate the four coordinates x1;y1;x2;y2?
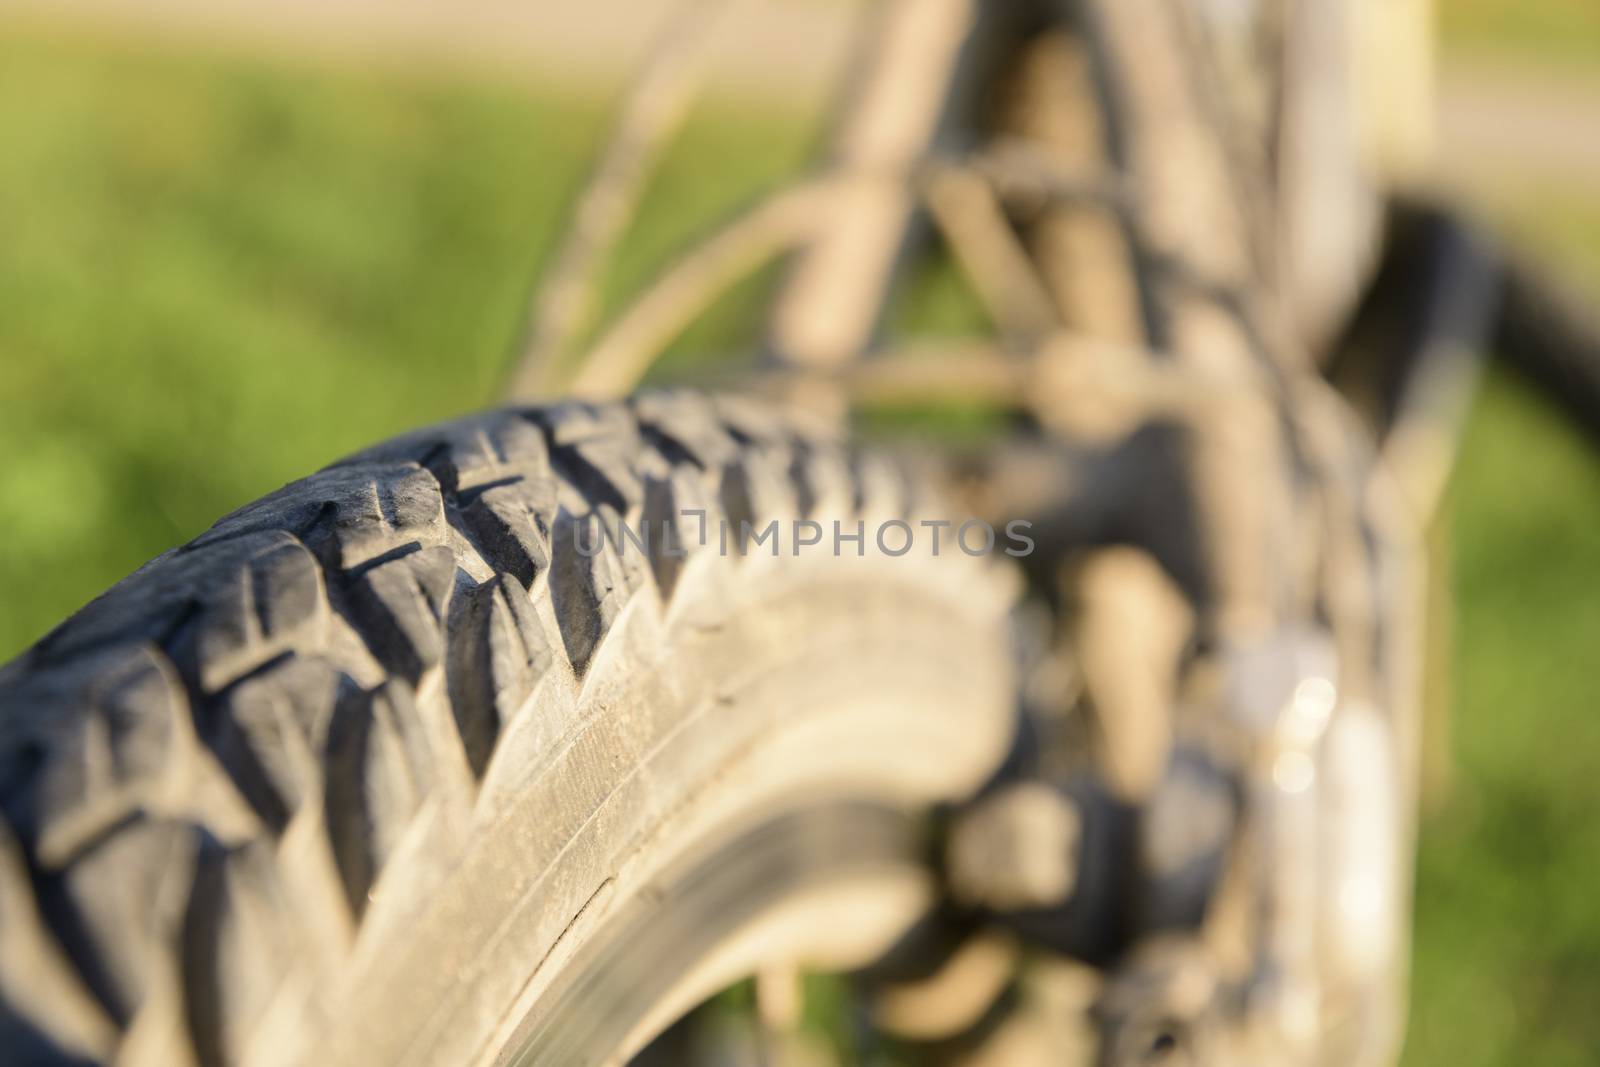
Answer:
0;391;1016;1067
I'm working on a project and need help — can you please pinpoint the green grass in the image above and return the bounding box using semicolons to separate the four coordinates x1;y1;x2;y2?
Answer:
0;26;821;656
3;18;1600;1067
1407;367;1600;1066
1397;172;1600;1060
1441;0;1600;70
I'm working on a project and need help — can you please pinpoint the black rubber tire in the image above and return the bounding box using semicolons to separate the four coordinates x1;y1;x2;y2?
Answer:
0;391;1016;1067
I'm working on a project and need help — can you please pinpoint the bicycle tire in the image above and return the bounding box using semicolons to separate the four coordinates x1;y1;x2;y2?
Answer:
0;391;1016;1067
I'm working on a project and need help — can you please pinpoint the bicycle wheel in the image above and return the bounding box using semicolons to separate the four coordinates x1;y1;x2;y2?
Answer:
0;391;1016;1067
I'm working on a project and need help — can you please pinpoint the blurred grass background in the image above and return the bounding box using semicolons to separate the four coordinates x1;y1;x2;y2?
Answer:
1444;0;1600;68
0;4;1597;1064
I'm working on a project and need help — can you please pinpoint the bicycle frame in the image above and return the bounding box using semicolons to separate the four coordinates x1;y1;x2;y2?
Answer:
507;1;1489;1062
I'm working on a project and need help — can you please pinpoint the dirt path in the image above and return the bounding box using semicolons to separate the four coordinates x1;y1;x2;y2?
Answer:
1437;59;1600;190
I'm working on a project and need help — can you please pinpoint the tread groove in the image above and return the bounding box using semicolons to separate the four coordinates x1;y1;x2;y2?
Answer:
0;391;1005;1066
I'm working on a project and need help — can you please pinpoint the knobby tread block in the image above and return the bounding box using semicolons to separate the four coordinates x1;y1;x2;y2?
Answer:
0;392;938;1066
